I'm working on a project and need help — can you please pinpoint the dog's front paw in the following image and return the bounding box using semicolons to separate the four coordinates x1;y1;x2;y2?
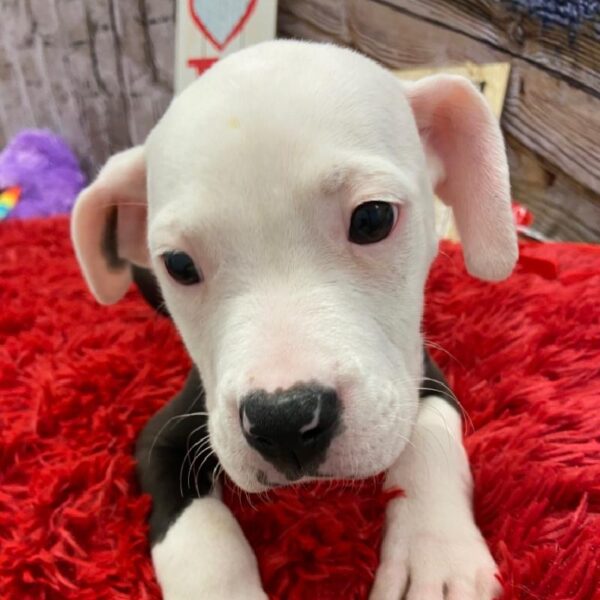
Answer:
162;590;266;600
162;586;267;600
160;575;268;600
158;560;268;600
152;498;269;600
370;505;501;600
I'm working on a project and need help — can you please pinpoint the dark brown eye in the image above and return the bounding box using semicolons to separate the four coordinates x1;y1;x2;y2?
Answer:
162;251;201;285
349;201;397;245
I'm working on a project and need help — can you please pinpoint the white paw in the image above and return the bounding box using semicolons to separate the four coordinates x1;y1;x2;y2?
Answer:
159;567;268;600
162;585;267;600
370;507;501;600
153;498;268;600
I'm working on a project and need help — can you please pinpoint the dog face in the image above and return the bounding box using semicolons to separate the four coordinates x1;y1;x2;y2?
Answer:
72;41;517;492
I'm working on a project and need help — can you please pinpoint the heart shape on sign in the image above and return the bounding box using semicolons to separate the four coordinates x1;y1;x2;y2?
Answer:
189;0;258;52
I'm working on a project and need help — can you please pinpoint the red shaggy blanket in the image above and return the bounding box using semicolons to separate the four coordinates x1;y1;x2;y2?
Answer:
0;217;599;600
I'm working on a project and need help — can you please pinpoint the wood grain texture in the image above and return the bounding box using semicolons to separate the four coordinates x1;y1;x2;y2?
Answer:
380;0;600;94
507;135;600;243
503;62;600;196
0;0;176;174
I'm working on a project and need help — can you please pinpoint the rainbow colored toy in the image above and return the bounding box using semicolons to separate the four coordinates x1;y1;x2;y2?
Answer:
0;130;86;220
0;186;21;220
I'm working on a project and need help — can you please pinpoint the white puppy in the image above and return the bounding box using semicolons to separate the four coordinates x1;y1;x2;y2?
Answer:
72;41;516;599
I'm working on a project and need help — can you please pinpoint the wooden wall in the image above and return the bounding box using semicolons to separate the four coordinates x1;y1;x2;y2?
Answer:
0;0;598;241
0;0;175;175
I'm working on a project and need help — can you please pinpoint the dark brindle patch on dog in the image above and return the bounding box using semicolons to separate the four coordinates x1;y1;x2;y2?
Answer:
135;368;217;545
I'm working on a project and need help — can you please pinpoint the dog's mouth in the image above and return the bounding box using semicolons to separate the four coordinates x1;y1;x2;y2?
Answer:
256;470;283;487
256;468;314;487
255;468;353;489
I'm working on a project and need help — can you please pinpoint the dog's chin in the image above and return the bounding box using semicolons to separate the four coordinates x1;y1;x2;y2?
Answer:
224;463;390;494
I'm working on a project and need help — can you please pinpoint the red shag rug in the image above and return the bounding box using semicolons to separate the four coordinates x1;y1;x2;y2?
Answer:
1;217;599;600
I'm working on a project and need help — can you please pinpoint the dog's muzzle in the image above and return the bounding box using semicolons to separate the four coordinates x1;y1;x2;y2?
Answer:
239;383;341;481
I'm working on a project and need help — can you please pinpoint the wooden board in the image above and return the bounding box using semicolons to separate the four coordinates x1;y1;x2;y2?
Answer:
0;0;176;174
382;0;600;94
174;0;277;92
506;135;600;242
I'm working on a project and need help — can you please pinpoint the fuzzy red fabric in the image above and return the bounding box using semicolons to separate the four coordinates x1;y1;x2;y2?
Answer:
0;217;599;600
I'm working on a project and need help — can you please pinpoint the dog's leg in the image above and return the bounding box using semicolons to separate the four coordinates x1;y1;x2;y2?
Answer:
151;495;266;600
370;395;501;600
136;369;266;600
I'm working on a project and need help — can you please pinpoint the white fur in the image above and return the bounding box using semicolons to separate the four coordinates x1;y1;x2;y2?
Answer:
71;41;514;599
152;495;267;600
143;42;437;491
370;396;501;599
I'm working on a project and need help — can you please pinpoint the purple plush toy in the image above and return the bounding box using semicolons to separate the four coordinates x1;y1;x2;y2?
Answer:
0;129;87;220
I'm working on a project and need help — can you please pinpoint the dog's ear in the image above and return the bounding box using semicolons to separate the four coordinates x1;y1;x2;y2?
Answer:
406;75;518;281
71;146;149;304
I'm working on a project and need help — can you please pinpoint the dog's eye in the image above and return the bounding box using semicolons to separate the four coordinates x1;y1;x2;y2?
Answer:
162;251;202;285
349;201;397;245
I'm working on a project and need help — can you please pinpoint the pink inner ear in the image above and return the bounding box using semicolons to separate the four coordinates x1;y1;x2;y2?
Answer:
71;186;134;305
117;204;150;268
407;76;518;281
71;146;148;305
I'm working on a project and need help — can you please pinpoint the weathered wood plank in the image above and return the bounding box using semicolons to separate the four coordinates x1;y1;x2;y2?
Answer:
116;0;173;145
0;0;176;174
0;1;40;141
502;63;600;197
381;0;600;95
281;0;600;93
280;0;350;41
279;0;600;195
507;135;600;243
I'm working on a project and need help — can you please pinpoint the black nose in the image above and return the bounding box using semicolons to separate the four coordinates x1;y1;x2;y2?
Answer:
240;383;340;480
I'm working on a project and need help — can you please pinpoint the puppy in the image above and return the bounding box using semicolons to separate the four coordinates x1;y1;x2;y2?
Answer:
71;41;517;599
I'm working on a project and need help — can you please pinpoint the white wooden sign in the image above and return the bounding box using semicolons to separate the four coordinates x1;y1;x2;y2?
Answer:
175;0;278;93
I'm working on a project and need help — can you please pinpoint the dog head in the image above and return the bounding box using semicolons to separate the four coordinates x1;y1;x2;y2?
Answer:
72;41;517;491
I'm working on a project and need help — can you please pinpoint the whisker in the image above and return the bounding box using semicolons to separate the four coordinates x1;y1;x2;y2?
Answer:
244;487;257;511
417;404;459;480
187;439;214;488
148;389;207;462
326;472;335;495
234;474;242;507
385;372;474;435
418;379;474;433
211;464;224;496
192;447;217;498
179;430;210;497
183;424;210;461
423;339;463;369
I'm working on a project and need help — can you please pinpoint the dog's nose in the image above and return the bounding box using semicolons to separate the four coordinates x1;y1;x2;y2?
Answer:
240;383;340;480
